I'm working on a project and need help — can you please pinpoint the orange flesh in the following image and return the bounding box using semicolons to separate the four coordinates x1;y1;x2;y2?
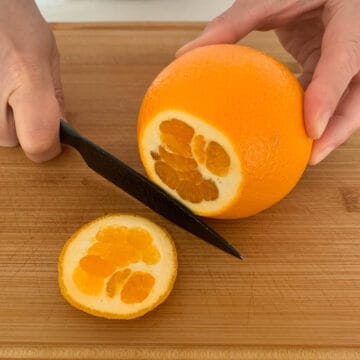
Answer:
150;151;161;160
143;245;160;265
73;266;104;296
88;241;113;259
127;227;153;249
193;135;206;164
199;179;219;201
79;255;116;278
106;244;142;268
106;269;131;298
177;180;203;203
205;141;230;177
153;118;231;204
159;146;197;172
177;169;203;184
73;225;161;304
97;226;128;244
155;161;181;190
121;271;155;304
160;119;194;141
160;133;192;157
160;118;194;157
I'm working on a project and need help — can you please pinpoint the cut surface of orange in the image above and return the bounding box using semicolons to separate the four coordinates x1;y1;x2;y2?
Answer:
137;44;313;218
58;214;177;319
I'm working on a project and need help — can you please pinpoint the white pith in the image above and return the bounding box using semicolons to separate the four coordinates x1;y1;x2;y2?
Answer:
141;110;242;215
61;215;176;316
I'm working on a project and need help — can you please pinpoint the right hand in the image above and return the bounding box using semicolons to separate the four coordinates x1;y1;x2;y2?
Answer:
0;0;64;162
176;0;360;165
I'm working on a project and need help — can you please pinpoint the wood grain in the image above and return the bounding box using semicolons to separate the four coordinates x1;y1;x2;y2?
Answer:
0;23;360;359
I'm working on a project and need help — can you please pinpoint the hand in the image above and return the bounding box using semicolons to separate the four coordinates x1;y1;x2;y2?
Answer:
176;0;360;165
0;0;63;162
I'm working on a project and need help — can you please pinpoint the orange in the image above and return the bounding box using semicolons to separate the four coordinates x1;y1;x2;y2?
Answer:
137;44;312;218
58;214;177;319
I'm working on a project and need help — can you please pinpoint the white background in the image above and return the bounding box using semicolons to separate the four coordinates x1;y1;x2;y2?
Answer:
35;0;233;22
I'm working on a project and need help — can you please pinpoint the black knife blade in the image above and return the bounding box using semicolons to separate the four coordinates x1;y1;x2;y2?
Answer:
59;120;242;259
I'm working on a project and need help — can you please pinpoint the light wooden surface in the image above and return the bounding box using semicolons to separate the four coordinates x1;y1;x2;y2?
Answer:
1;23;360;359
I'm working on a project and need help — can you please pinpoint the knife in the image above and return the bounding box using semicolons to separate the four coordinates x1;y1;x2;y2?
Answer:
59;119;242;259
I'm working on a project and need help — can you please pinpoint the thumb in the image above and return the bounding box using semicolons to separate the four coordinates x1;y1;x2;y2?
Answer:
8;72;62;163
304;3;360;139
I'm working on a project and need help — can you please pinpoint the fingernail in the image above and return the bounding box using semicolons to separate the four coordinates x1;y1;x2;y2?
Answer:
312;111;331;139
309;146;333;165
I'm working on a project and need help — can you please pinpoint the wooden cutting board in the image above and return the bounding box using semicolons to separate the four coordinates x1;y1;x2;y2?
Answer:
1;23;360;359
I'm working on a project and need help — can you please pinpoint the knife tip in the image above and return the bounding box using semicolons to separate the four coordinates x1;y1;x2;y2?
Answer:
236;253;244;261
226;244;244;260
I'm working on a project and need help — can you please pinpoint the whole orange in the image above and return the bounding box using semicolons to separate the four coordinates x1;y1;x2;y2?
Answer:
137;44;312;219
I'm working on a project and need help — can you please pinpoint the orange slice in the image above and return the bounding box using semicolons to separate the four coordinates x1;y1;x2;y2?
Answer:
58;214;177;319
137;44;312;218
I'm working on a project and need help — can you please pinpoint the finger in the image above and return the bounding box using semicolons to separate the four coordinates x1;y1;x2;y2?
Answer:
276;16;323;89
8;68;62;163
260;7;324;31
304;3;360;140
0;106;18;147
297;49;321;88
309;76;360;165
298;72;313;89
176;0;325;57
176;1;263;56
50;45;65;115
